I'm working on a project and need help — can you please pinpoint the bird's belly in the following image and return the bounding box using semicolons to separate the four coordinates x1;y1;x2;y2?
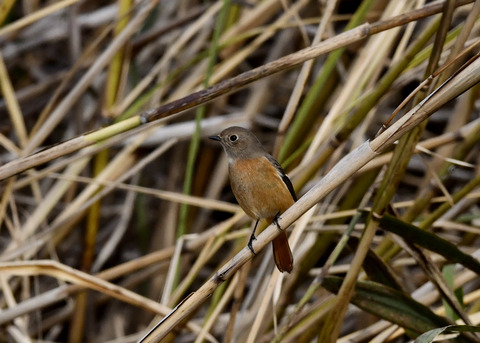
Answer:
229;157;294;220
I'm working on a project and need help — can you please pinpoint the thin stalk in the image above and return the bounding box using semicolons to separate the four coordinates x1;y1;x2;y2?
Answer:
70;2;133;340
175;0;231;288
277;0;376;163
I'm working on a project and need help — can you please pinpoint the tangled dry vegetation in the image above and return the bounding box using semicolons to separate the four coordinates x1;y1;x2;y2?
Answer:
1;0;480;342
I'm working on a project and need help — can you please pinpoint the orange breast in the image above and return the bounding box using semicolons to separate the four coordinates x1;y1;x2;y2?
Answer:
229;156;294;220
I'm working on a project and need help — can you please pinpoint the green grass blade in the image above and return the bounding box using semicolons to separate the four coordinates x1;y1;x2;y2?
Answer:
321;276;468;340
380;214;480;275
415;325;480;343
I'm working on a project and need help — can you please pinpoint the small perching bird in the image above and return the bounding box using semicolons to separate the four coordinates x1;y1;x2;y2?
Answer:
209;126;295;273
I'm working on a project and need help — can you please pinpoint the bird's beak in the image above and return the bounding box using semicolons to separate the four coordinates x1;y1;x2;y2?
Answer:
209;135;221;141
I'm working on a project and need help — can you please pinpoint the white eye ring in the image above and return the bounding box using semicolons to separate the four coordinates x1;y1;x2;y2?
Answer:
229;135;238;142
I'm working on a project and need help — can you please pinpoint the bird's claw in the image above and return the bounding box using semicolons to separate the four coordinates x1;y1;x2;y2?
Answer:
248;234;256;255
273;211;282;230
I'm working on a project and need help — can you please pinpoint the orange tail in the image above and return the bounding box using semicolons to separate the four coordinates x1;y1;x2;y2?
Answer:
272;231;293;273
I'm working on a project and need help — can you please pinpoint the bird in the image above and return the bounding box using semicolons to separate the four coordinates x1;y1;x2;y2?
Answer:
209;126;295;273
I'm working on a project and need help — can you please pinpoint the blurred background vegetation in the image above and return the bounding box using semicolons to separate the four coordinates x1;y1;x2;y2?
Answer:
1;0;480;342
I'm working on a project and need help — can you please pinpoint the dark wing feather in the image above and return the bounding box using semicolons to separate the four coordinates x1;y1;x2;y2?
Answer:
281;173;297;202
266;154;297;202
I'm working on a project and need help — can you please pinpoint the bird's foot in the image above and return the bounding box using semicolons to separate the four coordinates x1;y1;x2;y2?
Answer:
273;211;282;231
247;234;256;255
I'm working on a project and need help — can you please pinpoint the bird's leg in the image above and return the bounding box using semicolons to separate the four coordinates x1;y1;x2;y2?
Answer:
273;211;282;231
248;219;260;255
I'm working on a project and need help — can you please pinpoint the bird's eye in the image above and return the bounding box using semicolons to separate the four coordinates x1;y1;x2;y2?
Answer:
229;135;238;142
